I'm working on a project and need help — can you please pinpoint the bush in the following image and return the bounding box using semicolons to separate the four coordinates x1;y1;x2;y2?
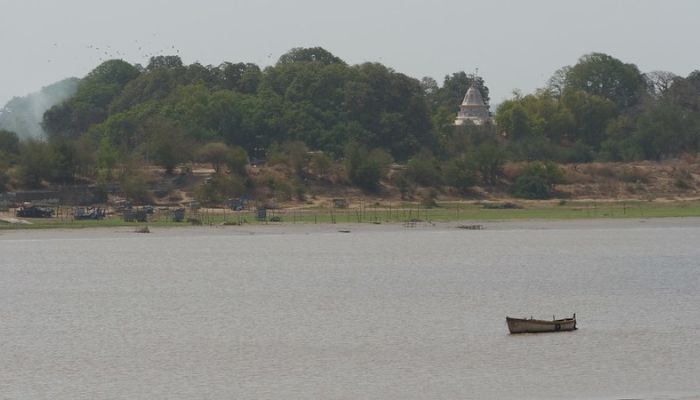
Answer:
226;145;249;176
472;143;506;185
405;150;441;187
121;171;153;204
194;173;245;205
391;172;411;199
421;191;438;208
0;130;20;162
17;139;55;188
198;142;229;173
444;156;477;192
675;178;692;190
352;160;384;192
345;142;392;192
512;162;565;199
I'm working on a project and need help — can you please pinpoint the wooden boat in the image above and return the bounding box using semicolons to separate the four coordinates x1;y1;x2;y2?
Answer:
506;314;577;334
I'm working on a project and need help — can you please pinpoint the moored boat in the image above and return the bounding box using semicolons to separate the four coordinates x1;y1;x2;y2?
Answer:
506;314;577;334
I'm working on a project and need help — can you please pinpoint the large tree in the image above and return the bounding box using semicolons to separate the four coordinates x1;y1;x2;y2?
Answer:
564;53;645;109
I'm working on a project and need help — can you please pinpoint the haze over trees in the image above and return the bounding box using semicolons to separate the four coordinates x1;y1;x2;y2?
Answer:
0;78;79;139
1;47;700;200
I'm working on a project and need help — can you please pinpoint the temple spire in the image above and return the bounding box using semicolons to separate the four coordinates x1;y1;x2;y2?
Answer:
454;74;490;126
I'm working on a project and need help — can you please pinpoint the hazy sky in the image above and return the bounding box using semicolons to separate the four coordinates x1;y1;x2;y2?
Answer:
2;0;699;106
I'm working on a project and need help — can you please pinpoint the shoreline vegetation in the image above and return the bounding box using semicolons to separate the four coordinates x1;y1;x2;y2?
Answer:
3;48;700;231
3;198;700;230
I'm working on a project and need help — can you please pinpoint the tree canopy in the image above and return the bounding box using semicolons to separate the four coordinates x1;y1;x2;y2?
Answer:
4;48;699;195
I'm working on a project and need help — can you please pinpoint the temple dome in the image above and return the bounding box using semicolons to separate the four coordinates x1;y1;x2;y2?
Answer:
455;81;490;126
462;86;486;107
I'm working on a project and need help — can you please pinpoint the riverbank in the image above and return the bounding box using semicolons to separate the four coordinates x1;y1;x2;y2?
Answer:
3;198;700;231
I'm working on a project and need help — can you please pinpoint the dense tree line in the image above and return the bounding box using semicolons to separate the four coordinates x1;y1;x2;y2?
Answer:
2;47;700;200
496;53;700;163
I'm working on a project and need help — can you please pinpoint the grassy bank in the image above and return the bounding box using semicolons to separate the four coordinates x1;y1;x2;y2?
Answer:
3;199;700;230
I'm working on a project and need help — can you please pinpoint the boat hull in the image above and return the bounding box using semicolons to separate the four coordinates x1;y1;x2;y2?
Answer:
506;316;577;334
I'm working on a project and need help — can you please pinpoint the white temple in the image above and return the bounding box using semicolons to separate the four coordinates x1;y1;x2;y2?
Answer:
454;81;490;126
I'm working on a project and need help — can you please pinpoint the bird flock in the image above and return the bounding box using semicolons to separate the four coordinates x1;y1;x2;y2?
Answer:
46;34;182;65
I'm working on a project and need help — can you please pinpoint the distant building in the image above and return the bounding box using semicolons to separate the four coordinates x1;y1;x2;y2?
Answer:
454;81;490;126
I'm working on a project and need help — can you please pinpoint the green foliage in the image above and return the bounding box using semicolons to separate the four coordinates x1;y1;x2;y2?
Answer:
197;142;247;174
194;173;245;205
274;141;308;177
352;161;383;192
49;138;82;182
631;102;700;160
473;143;506;185
512;162;565;199
217;62;262;93
144;116;191;174
496;101;532;140
120;170;152;204
309;151;333;178
443;155;477;191
405;149;441;186
277;47;346;66
497;88;616;152
84;59;141;87
392;172;411;199
43;60;140;138
147;55;184;71
432;72;490;113
17;139;55;187
96;136;119;177
17;48;700;196
561;90;617;147
193;141;249;201
344;142;392;192
664;70;700;112
0;130;20;163
675;177;692;190
421;189;438;208
226;146;249;176
564;52;646;109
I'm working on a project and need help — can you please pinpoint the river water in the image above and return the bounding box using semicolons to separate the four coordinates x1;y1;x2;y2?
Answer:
1;219;699;399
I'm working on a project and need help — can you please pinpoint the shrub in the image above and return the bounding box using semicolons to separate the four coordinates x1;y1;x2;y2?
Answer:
443;156;477;192
17;139;55;188
226;145;249;176
421;190;438;208
309;152;333;178
345;142;392;192
512;162;565;199
0;130;20;162
675;178;692;190
392;172;411;199
121;171;152;204
352;160;383;192
405;150;441;187
194;173;245;205
472;143;506;186
198;142;230;173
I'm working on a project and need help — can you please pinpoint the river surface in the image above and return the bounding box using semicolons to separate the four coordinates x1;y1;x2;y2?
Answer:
1;219;699;399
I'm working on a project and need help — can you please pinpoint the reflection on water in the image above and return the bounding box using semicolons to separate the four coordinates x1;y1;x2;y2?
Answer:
1;221;699;399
